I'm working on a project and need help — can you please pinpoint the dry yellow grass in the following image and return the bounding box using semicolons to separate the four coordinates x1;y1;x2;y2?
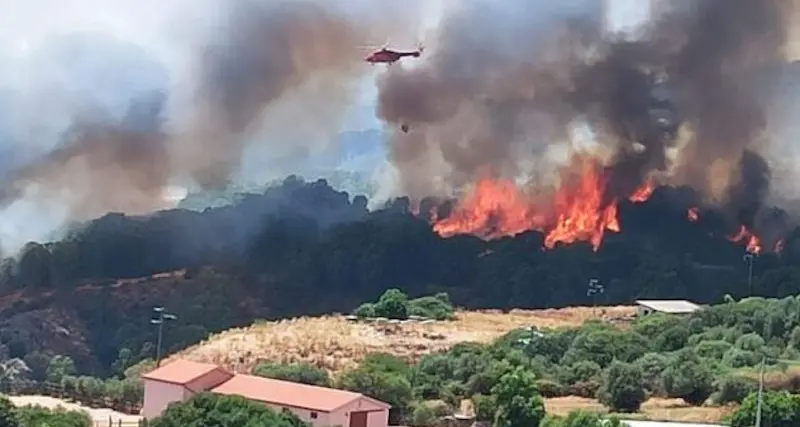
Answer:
170;306;637;374
544;397;736;423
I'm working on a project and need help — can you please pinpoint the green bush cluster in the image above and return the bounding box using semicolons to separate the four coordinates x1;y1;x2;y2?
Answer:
0;354;151;415
252;362;332;387
730;391;800;427
59;375;143;413
353;290;456;320
14;293;800;426
0;397;93;427
148;393;308;427
340;295;800;421
114;295;800;426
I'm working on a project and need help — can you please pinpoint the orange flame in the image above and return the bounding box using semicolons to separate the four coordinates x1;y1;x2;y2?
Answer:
544;159;619;250
432;178;547;239
629;181;655;203
432;155;623;251
429;156;781;254
728;225;761;255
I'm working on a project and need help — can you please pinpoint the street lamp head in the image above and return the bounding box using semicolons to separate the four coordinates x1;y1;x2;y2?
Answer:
153;306;165;313
163;314;177;321
150;319;162;325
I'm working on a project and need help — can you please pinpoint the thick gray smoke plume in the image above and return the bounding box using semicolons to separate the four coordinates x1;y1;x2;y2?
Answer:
171;1;368;189
377;0;796;231
0;0;423;254
0;91;170;216
377;0;606;198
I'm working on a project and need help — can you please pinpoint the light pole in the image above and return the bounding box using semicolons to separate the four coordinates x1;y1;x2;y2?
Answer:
517;326;544;369
151;306;177;367
743;252;756;296
756;356;765;427
587;279;605;317
754;356;795;427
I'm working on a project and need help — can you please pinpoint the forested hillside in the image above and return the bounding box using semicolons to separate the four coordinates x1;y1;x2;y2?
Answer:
1;176;799;375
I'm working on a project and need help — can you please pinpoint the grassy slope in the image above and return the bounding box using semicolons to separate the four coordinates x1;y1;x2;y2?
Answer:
169;305;743;423
169;306;639;373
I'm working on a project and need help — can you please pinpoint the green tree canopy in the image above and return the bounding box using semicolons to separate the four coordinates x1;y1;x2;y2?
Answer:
661;349;714;405
337;355;413;425
0;396;19;427
149;393;308;427
598;361;646;413
491;367;545;427
730;391;800;427
252;362;331;387
541;411;624;427
14;405;92;427
46;355;76;384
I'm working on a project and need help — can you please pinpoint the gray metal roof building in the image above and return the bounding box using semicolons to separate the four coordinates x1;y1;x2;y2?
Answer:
635;299;702;314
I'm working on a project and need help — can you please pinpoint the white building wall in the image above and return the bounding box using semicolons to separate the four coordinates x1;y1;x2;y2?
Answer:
261;402;333;427
328;397;390;427
142;380;187;419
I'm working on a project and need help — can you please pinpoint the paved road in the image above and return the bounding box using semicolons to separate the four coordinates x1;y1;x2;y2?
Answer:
622;421;725;427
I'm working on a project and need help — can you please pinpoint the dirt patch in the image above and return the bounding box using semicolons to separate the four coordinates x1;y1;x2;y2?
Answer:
544;396;736;423
170;306;637;375
6;395;142;424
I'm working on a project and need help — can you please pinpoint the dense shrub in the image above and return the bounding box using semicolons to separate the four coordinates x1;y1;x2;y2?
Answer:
407;293;456;320
352;290;455;320
730;391;800;427
598;361;646;413
252;362;331;387
713;376;759;405
14;405;93;427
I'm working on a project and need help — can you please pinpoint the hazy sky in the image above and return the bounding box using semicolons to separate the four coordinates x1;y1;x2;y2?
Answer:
349;0;652;131
0;0;651;133
607;0;650;32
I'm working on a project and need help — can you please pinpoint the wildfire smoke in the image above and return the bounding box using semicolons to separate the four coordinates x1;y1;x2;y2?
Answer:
377;0;798;252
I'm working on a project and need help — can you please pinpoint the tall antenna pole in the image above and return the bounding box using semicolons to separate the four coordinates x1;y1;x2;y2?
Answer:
755;356;765;427
151;307;177;367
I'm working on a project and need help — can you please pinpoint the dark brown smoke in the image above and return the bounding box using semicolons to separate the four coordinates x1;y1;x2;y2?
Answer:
664;0;790;212
376;0;605;197
0;91;171;217
377;0;795;228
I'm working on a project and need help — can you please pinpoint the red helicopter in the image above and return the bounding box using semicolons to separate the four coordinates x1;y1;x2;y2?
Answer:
365;45;423;65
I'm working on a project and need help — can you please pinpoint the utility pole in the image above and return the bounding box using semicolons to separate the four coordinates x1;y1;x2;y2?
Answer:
151;306;177;367
743;252;756;296
517;326;544;369
587;279;605;318
756;356;766;427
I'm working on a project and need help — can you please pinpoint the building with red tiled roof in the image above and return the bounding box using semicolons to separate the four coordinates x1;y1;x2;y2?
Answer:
141;359;391;427
141;360;234;418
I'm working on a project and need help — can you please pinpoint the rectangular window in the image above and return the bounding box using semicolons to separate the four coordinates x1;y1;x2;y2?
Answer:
311;412;318;419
